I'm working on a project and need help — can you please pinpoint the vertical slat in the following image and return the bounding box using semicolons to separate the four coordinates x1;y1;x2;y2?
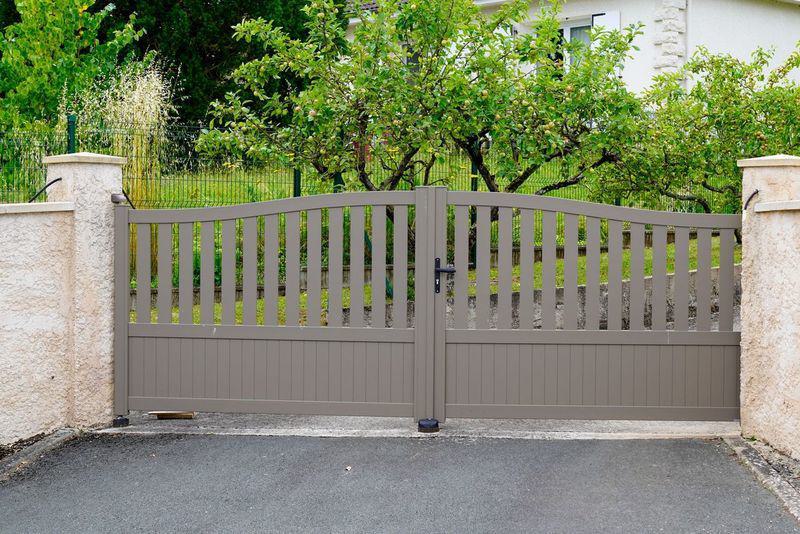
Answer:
563;214;578;330
607;220;622;330
497;207;513;329
585;217;600;330
264;214;279;326
674;227;690;331
221;219;236;325
652;225;667;331
242;217;258;325
136;223;151;324
200;221;214;325
178;223;193;324
629;223;644;331
307;210;322;327
285;212;300;326
519;209;535;330
350;206;365;327
328;208;344;327
157;223;172;324
718;228;735;331
541;211;556;330
371;205;386;328
696;228;712;331
453;205;469;329
475;206;491;329
113;206;129;415
392;206;407;328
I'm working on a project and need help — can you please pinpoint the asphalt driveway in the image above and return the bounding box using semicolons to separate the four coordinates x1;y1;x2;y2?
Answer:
0;434;797;533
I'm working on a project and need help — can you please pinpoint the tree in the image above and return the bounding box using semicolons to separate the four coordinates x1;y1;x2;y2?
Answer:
199;0;642;195
0;0;141;127
98;0;312;123
597;46;800;214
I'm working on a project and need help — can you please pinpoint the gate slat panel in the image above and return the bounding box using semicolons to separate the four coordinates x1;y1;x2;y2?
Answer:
719;229;735;331
200;222;214;324
221;219;236;325
243;217;258;325
372;205;386;328
585;217;600;330
178;223;193;324
454;205;469;329
392;206;408;329
328;208;344;327
541;211;557;330
519;210;535;330
674;227;690;331
136;223;151;324
350;206;365;327
285;212;300;326
630;223;645;331
652;225;667;331
696;228;712;331
497;208;513;330
563;214;578;330
307;210;322;327
157;224;172;324
607;220;623;330
264;214;279;326
476;206;491;329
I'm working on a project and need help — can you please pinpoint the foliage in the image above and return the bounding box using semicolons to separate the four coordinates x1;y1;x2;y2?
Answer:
0;0;142;128
598;46;800;214
199;0;642;195
97;0;314;123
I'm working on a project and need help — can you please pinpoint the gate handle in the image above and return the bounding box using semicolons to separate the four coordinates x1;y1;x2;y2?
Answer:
434;258;456;294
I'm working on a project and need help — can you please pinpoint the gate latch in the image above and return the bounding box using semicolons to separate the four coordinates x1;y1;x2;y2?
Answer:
434;258;456;294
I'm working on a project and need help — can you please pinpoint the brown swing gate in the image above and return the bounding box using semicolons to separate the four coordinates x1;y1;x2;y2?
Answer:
114;187;741;422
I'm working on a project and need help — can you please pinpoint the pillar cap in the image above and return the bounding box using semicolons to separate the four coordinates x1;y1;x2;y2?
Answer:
43;152;127;166
738;154;800;168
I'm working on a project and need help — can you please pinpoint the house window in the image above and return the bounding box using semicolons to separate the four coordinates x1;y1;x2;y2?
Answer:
561;18;592;64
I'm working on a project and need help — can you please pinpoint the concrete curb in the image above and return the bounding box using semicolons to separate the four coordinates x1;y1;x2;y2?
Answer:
725;437;800;523
0;428;81;482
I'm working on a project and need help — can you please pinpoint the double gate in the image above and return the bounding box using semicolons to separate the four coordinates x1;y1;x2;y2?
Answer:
114;187;741;422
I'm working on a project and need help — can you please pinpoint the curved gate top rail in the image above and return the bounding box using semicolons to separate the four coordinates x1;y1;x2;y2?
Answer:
129;190;416;223
447;191;741;229
114;187;742;424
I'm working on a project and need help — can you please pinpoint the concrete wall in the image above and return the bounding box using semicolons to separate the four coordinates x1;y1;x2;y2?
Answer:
688;0;800;82
0;204;75;444
0;153;125;445
739;155;800;461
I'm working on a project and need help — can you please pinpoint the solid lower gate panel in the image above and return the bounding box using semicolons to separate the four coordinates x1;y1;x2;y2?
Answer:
126;325;416;417
443;334;740;421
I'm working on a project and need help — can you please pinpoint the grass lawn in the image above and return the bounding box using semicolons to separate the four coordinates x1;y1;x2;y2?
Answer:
134;236;740;325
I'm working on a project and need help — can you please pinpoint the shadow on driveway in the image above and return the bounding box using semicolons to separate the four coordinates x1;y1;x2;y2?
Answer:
1;434;798;533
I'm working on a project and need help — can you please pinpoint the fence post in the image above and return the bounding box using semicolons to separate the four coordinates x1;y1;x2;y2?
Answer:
67;114;77;154
333;172;344;193
738;154;800;459
293;168;301;197
413;187;434;425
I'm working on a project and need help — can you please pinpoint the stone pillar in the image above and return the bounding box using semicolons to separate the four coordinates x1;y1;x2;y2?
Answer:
654;0;687;73
738;154;800;460
43;153;127;428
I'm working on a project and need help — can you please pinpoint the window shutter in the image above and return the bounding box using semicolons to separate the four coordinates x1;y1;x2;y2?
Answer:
591;11;621;30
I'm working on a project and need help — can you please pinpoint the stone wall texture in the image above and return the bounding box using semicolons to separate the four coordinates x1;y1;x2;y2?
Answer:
0;153;124;445
739;156;800;461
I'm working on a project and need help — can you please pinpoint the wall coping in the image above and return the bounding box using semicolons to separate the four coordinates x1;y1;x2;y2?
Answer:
0;202;75;215
754;200;800;213
43;152;127;166
738;155;800;168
